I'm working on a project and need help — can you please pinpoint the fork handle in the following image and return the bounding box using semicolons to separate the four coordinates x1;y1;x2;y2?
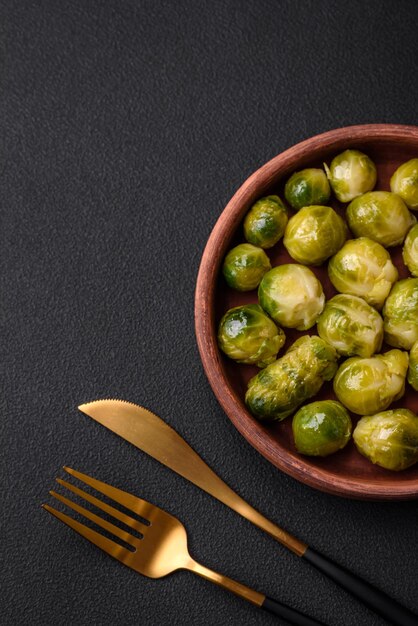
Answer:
261;596;325;625
190;559;324;624
303;547;418;626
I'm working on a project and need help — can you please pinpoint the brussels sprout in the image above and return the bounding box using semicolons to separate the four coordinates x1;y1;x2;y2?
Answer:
324;149;376;202
402;223;418;276
328;237;398;309
333;349;409;415
258;264;325;330
245;336;338;421
217;304;286;368
284;168;331;210
243;195;288;249
382;278;418;350
292;400;352;456
346;191;416;247
222;243;271;291
317;294;383;358
283;205;347;266
407;340;418;391
390;158;418;210
353;409;418;471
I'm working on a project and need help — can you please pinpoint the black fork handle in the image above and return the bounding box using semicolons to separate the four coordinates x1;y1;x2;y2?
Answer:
303;547;418;626
261;596;326;625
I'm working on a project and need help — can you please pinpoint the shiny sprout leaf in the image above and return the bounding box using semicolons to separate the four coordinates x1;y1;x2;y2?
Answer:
328;237;398;309
333;349;409;415
324;149;376;202
408;340;418;391
283;205;347;266
390;158;418;210
245;336;338;422
317;294;383;357
353;409;418;471
243;195;288;249
382;278;418;350
284;168;331;210
258;264;325;330
222;243;271;291
346;191;416;247
292;400;352;457
217;304;285;368
402;223;418;276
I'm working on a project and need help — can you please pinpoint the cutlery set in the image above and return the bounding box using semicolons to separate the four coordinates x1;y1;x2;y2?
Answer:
43;399;418;625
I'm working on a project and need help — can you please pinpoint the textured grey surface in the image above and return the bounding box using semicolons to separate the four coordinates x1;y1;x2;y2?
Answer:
1;1;418;625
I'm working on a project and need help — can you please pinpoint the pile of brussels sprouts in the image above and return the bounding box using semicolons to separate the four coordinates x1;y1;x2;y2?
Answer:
218;152;418;472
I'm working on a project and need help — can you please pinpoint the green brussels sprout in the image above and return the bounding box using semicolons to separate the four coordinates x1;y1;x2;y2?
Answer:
407;340;418;391
317;294;383;358
333;349;409;415
217;304;286;368
283;205;347;266
222;243;271;291
390;158;418;210
292;400;352;456
346;191;416;247
324;149;376;202
284;168;331;210
382;278;418;350
402;223;418;276
258;264;325;330
353;409;418;471
243;195;288;249
328;237;398;309
245;336;338;421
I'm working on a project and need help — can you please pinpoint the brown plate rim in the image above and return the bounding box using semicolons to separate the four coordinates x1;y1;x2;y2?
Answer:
195;123;418;501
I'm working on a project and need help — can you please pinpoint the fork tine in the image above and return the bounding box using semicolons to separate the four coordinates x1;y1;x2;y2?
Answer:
63;467;155;522
42;504;134;562
56;478;147;535
49;490;138;549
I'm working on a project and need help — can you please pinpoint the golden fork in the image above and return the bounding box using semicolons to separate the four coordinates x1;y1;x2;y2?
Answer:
43;467;324;625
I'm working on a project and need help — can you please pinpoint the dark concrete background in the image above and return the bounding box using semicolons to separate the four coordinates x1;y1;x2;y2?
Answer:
1;1;417;624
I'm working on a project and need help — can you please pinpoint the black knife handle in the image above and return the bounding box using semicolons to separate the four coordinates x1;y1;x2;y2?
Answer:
261;596;326;625
303;547;418;626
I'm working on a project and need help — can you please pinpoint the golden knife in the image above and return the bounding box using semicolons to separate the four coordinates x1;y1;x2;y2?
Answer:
79;398;418;626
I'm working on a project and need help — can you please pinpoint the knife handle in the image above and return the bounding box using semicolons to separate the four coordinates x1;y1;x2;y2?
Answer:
261;596;325;625
303;547;418;626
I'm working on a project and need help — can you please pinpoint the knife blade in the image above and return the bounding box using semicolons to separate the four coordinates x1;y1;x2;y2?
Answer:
78;398;306;555
78;398;418;626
